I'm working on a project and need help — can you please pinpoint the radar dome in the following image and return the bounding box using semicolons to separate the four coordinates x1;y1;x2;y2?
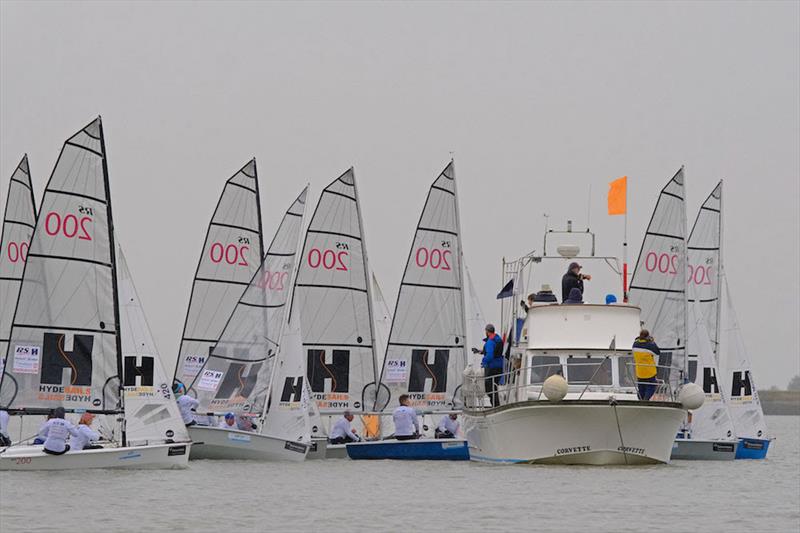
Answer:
679;383;705;410
543;374;568;402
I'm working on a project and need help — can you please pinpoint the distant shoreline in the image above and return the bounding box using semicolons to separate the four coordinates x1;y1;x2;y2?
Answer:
761;390;800;416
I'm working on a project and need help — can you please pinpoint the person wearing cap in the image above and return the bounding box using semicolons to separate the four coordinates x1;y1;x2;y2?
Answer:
472;324;505;407
392;394;420;440
39;407;80;455
71;413;102;451
218;412;237;429
520;285;558;312
329;411;361;444
633;329;661;400
562;262;591;302
174;384;200;426
435;413;460;439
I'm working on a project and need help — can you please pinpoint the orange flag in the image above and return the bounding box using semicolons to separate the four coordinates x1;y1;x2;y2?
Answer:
608;176;627;215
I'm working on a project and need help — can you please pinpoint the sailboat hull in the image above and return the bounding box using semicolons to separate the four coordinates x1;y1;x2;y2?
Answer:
671;438;736;460
187;426;308;461
0;442;191;471
346;438;470;460
463;400;685;465
735;437;771;459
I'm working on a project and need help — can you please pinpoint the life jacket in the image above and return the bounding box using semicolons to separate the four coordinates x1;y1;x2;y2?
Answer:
632;339;658;379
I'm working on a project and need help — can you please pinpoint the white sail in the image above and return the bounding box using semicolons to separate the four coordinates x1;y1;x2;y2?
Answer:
719;278;768;440
372;272;392;370
291;169;378;414
687;181;722;355
189;188;307;417
629;168;687;385
376;161;467;411
118;246;189;445
0;156;38;405
263;319;311;444
174;160;264;388
685;301;736;441
465;265;486;368
0;117;122;413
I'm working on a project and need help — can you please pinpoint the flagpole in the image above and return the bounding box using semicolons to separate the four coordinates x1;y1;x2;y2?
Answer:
623;208;629;302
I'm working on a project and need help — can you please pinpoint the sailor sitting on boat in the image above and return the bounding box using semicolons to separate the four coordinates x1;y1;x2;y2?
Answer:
33;410;55;445
71;413;103;451
329;411;361;444
175;384;200;426
435;413;460;439
392;395;420;440
218;412;237;429
39;407;81;455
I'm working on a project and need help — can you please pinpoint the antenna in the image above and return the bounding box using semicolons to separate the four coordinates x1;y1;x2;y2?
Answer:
586;184;592;231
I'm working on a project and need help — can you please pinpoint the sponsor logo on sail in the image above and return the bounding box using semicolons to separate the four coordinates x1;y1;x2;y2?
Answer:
307;349;351;409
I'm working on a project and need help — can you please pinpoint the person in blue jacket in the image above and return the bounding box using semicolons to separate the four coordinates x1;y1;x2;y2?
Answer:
472;324;504;407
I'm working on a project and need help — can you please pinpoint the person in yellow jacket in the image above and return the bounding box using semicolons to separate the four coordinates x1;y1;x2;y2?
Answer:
632;329;660;400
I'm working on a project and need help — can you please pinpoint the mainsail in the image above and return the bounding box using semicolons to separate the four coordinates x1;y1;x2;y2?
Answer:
0;155;38;406
376;161;467;411
174;160;264;388
465;265;486;368
687;181;722;355
189;188;307;417
118;245;189;445
629;168;688;384
0;117;123;414
290;168;378;414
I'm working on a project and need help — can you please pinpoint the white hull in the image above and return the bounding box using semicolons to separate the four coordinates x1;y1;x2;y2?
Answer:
463;400;685;465
671;438;736;460
187;426;308;461
0;442;191;471
306;437;329;460
325;443;348;459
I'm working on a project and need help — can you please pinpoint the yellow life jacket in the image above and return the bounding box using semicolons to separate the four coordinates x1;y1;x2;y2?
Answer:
633;348;657;379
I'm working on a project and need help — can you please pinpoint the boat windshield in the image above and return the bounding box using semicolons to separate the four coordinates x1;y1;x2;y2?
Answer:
529;355;562;384
618;356;636;387
566;356;612;386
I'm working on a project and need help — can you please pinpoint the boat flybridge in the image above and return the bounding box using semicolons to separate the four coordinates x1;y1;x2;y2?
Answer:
462;225;702;465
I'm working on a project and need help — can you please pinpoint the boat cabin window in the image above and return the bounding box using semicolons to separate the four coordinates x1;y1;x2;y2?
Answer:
656;351;673;382
566;356;612;386
618;356;636;387
529;355;562;384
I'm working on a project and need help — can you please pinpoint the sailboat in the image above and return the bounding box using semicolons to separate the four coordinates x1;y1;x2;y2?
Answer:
348;161;470;460
173;159;264;391
185;189;310;461
688;182;771;459
0;117;191;469
464;265;487;369
0;155;38;408
290;168;381;458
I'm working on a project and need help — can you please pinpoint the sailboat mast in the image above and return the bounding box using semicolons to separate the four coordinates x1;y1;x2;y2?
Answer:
714;180;724;359
351;168;380;390
98;117;126;446
681;166;689;380
450;159;469;367
252;158;265;259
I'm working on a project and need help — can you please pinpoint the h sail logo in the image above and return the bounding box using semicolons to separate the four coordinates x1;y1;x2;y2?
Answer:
731;370;753;398
123;355;155;387
307;349;349;393
215;362;262;399
40;333;93;386
409;349;449;393
280;376;303;403
702;367;719;395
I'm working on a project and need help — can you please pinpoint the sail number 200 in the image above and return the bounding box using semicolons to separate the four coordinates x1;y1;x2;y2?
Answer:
644;252;712;285
44;211;92;241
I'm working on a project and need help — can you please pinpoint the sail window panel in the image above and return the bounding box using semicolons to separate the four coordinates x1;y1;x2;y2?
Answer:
181;281;249;341
294;232;368;292
566;356;612;386
5;326;118;411
196;224;261;284
293;288;372;346
390;287;464;347
529;355;562;384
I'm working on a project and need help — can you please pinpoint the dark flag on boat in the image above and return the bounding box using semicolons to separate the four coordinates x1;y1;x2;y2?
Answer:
496;279;514;299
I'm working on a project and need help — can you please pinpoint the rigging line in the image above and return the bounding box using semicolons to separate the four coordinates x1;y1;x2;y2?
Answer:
612;401;629;465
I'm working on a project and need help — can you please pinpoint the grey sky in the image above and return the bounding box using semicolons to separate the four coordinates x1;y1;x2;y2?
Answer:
1;1;798;387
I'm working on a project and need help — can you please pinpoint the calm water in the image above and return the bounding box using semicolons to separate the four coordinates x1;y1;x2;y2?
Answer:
1;415;798;532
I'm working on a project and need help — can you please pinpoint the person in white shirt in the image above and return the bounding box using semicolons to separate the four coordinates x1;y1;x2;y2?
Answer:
33;410;55;445
71;413;102;451
435;413;460;439
175;384;200;426
0;410;11;446
218;412;237;429
40;407;80;455
392;395;419;441
329;411;361;444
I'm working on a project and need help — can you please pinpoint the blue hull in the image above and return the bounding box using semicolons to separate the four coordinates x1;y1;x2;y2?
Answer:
346;439;470;460
735;438;771;459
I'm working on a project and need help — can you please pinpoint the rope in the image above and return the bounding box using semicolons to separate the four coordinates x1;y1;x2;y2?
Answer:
611;399;629;465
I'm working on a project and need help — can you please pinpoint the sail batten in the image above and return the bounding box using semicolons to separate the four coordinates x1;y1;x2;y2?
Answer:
173;159;264;388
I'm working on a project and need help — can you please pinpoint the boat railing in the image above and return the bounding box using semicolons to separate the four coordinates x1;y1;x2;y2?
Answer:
462;361;678;410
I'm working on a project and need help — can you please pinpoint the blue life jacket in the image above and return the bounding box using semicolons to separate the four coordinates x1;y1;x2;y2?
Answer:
481;334;505;369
